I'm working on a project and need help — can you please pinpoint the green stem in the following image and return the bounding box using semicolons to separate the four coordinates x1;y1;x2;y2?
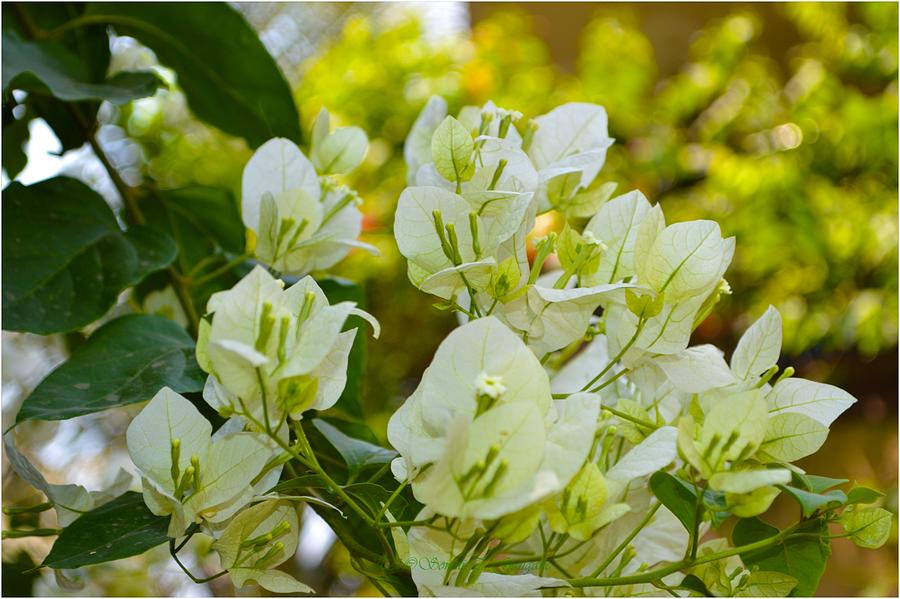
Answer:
563;524;799;590
579;318;645;392
169;538;228;584
590;502;660;577
2;528;61;539
604;406;659;431
191;253;252;286
374;480;408;527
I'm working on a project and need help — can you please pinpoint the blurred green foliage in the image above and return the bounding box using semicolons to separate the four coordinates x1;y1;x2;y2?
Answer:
117;4;898;420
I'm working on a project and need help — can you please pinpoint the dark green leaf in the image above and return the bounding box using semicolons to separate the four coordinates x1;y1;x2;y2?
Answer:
3;551;39;597
269;474;327;494
777;485;846;518
3;3;112;151
846;485;885;505
319;277;367;419
733;517;830;596
344;482;409;521
2;107;30;179
43;492;169;569
2;31;162;104
28;94;90;152
85;3;301;148
649;471;699;534
678;574;711;596
312;419;396;480
2;177;176;334
18;314;204;422
154;186;245;254
2;3;111;81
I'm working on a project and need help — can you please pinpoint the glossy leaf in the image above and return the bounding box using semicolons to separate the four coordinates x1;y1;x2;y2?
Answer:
2;31;163;104
733;517;829;596
18;314;204;422
846;486;885;505
649;471;699;534
777;485;847;518
312;419;396;480
2;177;176;334
42;492;169;569
85;3;300;148
154;186;245;254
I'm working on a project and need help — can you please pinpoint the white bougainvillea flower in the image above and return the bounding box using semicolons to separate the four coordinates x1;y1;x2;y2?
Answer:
545;461;630;541
405;96;449;185
126;388;275;537
730;305;783;386
212;500;311;594
496;271;637;357
242;137;374;276
635;219;735;305
653;344;737;394
388;317;600;520
309;108;368;175
604;217;734;365
527;103;614;213
395;186;534;298
581;190;656;286
196;266;378;425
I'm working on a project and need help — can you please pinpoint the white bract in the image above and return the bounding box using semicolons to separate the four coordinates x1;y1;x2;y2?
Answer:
196;265;378;425
242;131;375;276
388;317;600;520
212;499;311;593
126;388;275;537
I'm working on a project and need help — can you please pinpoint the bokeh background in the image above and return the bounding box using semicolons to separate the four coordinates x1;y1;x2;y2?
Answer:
3;2;897;596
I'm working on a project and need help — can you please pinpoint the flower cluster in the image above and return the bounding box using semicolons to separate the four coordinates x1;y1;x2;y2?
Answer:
122;110;380;593
387;97;868;596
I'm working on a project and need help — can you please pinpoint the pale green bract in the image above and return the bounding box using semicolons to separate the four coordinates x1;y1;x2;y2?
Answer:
212;499;311;592
126;388;275;537
242;129;376;276
196;265;378;425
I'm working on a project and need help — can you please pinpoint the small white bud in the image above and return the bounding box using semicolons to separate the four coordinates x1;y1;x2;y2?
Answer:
475;371;507;399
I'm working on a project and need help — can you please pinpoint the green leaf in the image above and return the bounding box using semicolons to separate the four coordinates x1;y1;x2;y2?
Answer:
42;492;169;569
18;314;205;422
312;419;396;480
85;3;301;148
344;482;409;521
2;108;30;179
678;574;712;596
777;485;846;519
2;30;162;104
431;115;475;184
649;471;699;534
793;473;848;494
155;186;245;254
3;3;111;151
839;507;893;549
733;517;830;596
2;177;176;334
846;485;885;505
